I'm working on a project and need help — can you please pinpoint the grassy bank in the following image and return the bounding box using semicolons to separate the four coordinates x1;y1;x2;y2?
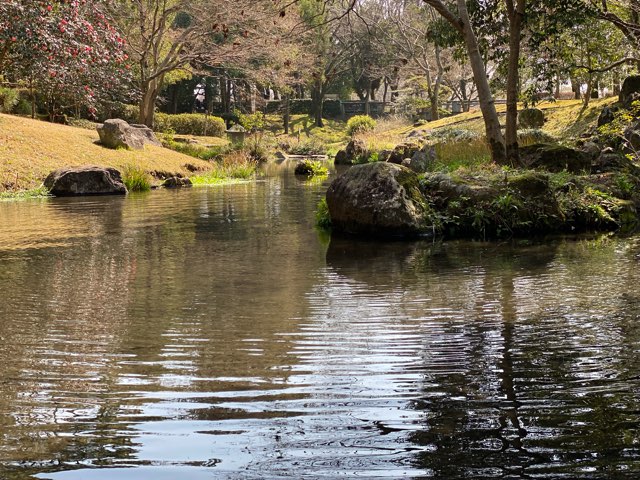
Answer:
0;114;213;192
402;98;616;139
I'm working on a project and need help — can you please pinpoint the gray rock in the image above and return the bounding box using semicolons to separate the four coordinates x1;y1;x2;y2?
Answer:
162;176;192;188
334;149;349;165
592;152;640;175
581;141;601;159
44;166;127;196
326;162;431;237
378;149;392;162
598;105;617;127
518;108;545;129
97;119;162;150
345;139;368;161
334;139;368;165
619;75;640;107
624;121;640;153
406;129;428;140
402;146;436;173
518;143;591;174
388;143;421;164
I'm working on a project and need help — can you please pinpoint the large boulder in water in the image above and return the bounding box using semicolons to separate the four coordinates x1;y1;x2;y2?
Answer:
97;119;161;150
44;166;128;196
326;162;432;237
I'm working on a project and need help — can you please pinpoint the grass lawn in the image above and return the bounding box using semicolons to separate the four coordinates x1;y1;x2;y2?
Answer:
407;98;616;139
0;114;213;191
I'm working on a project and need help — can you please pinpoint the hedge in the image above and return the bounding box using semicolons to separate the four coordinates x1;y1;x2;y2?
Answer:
155;113;226;137
101;104;226;137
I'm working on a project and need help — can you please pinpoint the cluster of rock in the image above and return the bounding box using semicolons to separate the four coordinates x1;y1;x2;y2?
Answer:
326;77;640;238
583;76;640;155
43;166;194;196
41;118;198;196
326;160;640;238
334;138;436;174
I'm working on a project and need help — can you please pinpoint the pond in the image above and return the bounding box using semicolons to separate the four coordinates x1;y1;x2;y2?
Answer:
0;161;639;479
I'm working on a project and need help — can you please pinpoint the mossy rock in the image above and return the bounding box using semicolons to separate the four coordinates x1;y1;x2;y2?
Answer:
507;171;551;197
620;75;640;106
518;108;545;129
326;162;434;237
519;143;591;174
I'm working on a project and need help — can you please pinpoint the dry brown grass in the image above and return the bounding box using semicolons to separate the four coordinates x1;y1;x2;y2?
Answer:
0;114;213;191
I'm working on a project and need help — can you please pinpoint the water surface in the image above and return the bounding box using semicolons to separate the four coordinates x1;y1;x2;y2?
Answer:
0;163;639;479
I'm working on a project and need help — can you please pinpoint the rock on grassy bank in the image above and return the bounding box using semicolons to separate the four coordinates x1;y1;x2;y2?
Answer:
0;114;211;192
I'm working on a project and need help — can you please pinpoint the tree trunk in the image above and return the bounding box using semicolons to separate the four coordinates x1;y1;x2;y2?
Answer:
583;75;593;107
365;78;371;116
456;0;506;163
220;77;229;114
570;77;581;99
311;80;324;128
505;0;525;166
613;71;621;96
283;94;290;134
249;82;256;113
429;44;445;122
139;75;164;128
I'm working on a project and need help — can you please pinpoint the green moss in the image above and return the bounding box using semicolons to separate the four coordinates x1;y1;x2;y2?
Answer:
0;186;50;201
315;198;332;230
295;160;329;177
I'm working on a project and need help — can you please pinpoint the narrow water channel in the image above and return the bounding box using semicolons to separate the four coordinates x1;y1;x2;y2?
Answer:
0;161;639;479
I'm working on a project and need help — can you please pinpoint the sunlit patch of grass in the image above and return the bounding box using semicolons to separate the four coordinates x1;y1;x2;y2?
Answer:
295;159;329;177
355;130;405;153
122;165;152;192
0;186;50;201
0;113;212;191
190;151;257;185
431;138;491;172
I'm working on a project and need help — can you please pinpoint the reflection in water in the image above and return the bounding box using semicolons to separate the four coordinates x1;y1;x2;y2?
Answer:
0;163;639;479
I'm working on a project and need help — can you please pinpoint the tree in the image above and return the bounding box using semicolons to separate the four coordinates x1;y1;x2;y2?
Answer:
0;0;130;119
296;0;356;127
375;1;450;121
110;0;290;127
421;0;507;164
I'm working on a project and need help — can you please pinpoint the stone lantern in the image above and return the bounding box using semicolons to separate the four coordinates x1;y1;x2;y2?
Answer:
226;124;247;146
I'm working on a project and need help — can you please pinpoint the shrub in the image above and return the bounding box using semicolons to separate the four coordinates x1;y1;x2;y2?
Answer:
122;165;152;192
155;113;226;137
289;137;327;155
237;111;266;132
14;99;32;115
347;115;377;136
0;87;19;113
68;118;98;130
295;159;329;177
